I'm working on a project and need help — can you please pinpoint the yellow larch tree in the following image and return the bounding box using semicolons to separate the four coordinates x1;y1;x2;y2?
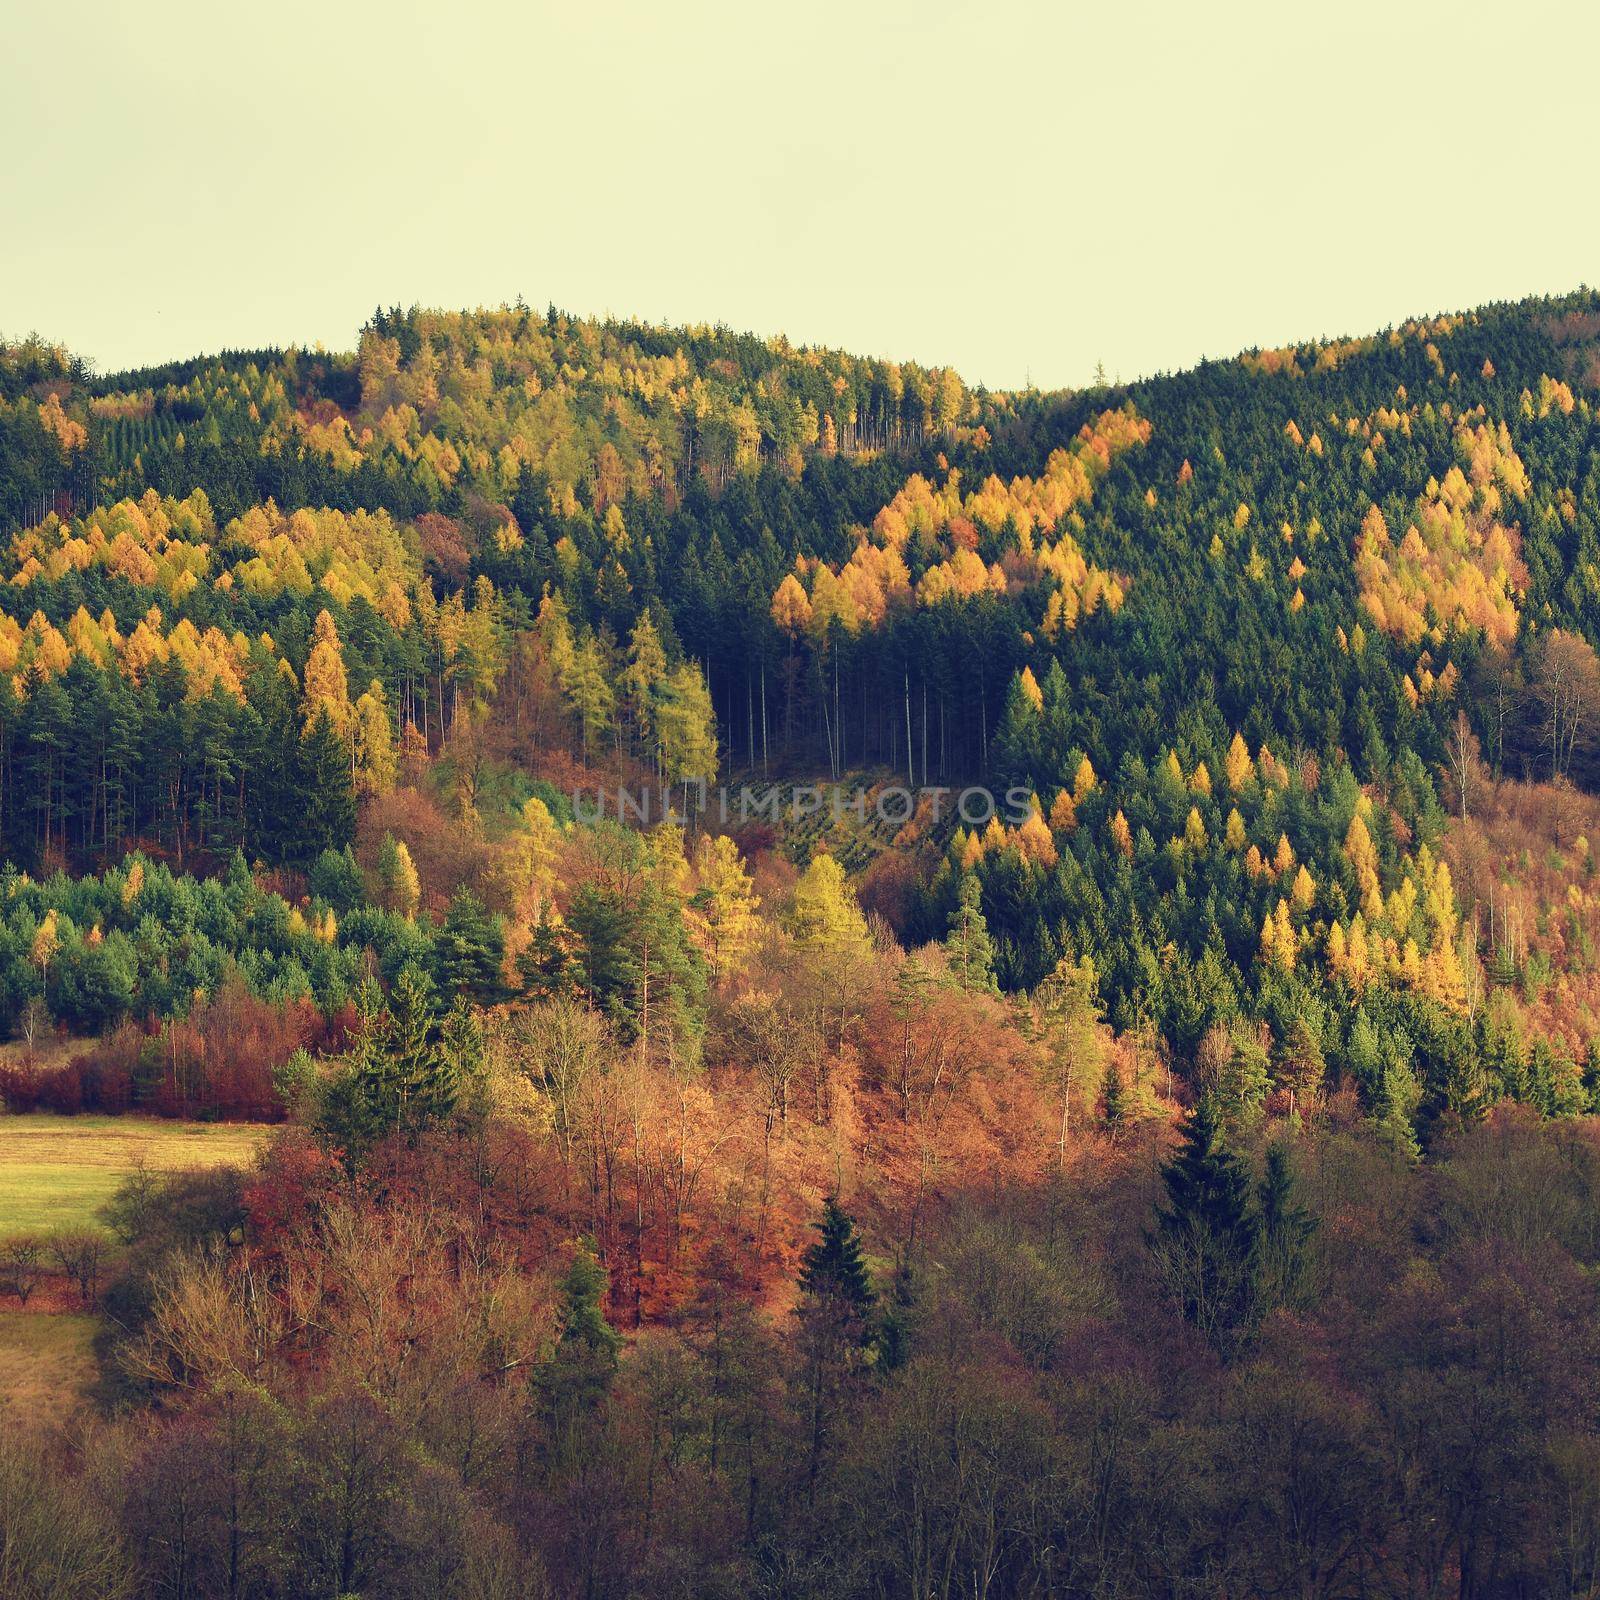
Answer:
691;833;761;980
353;681;397;797
1109;810;1134;859
789;852;870;962
1224;732;1253;791
1074;756;1098;802
1224;808;1246;851
303;609;352;736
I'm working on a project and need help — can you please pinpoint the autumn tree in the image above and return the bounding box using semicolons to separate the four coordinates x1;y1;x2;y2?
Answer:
374;832;421;919
1032;955;1105;1166
688;832;760;980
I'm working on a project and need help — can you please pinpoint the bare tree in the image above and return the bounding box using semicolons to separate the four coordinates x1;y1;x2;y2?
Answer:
1532;631;1600;784
47;1227;105;1306
0;1236;47;1306
1443;709;1484;820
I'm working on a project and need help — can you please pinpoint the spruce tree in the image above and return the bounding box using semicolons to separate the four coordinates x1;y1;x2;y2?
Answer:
945;871;998;992
1148;1099;1260;1357
296;708;357;863
546;1237;620;1396
537;1237;621;1464
432;886;507;1005
799;1195;877;1334
1255;1143;1317;1313
378;964;459;1132
796;1196;878;1495
1274;1015;1326;1120
316;969;461;1161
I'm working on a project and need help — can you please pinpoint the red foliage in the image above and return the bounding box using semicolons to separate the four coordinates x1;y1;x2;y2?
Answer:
856;847;930;938
359;785;498;917
241;1127;343;1248
415;512;474;587
2;985;322;1122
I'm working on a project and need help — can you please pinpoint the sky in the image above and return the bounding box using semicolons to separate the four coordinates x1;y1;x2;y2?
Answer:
3;0;1597;391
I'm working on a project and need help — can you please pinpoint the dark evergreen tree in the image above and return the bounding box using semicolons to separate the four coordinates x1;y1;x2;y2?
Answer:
798;1195;876;1341
796;1195;878;1496
316;969;460;1162
1254;1143;1317;1314
1100;1058;1128;1135
1148;1099;1260;1357
295;710;357;864
536;1237;621;1464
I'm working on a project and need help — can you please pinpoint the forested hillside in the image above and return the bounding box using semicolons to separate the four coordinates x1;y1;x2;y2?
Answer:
9;293;1600;1596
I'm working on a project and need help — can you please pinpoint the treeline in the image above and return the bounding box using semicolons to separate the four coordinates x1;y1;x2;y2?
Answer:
0;848;499;1086
10;1091;1600;1597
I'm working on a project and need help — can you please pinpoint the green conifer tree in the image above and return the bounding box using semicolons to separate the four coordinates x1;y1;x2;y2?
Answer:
798;1195;877;1335
537;1237;621;1464
1148;1099;1260;1357
945;871;998;992
1254;1143;1317;1313
432;887;507;1005
1100;1058;1127;1135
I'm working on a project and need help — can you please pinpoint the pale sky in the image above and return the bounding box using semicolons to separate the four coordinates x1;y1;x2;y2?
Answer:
3;0;1596;390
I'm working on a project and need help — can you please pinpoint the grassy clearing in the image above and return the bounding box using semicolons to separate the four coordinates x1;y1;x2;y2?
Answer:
0;1113;271;1233
0;1311;98;1421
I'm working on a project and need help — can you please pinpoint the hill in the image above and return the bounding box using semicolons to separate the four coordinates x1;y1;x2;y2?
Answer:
4;293;1600;1120
10;290;1600;1595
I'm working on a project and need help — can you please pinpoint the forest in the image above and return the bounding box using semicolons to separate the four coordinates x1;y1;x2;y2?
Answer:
6;292;1600;1596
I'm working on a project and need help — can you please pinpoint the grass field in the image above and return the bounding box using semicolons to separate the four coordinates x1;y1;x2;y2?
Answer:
0;1311;98;1421
0;1114;272;1234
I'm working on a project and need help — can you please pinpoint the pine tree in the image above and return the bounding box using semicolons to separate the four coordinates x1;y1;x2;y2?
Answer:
622;612;667;757
296;708;357;863
537;1237;621;1462
1274;1015;1326;1119
1375;1055;1423;1162
516;913;586;1005
375;968;458;1136
317;970;462;1161
796;1195;878;1495
383;964;457;1118
1148;1099;1261;1357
